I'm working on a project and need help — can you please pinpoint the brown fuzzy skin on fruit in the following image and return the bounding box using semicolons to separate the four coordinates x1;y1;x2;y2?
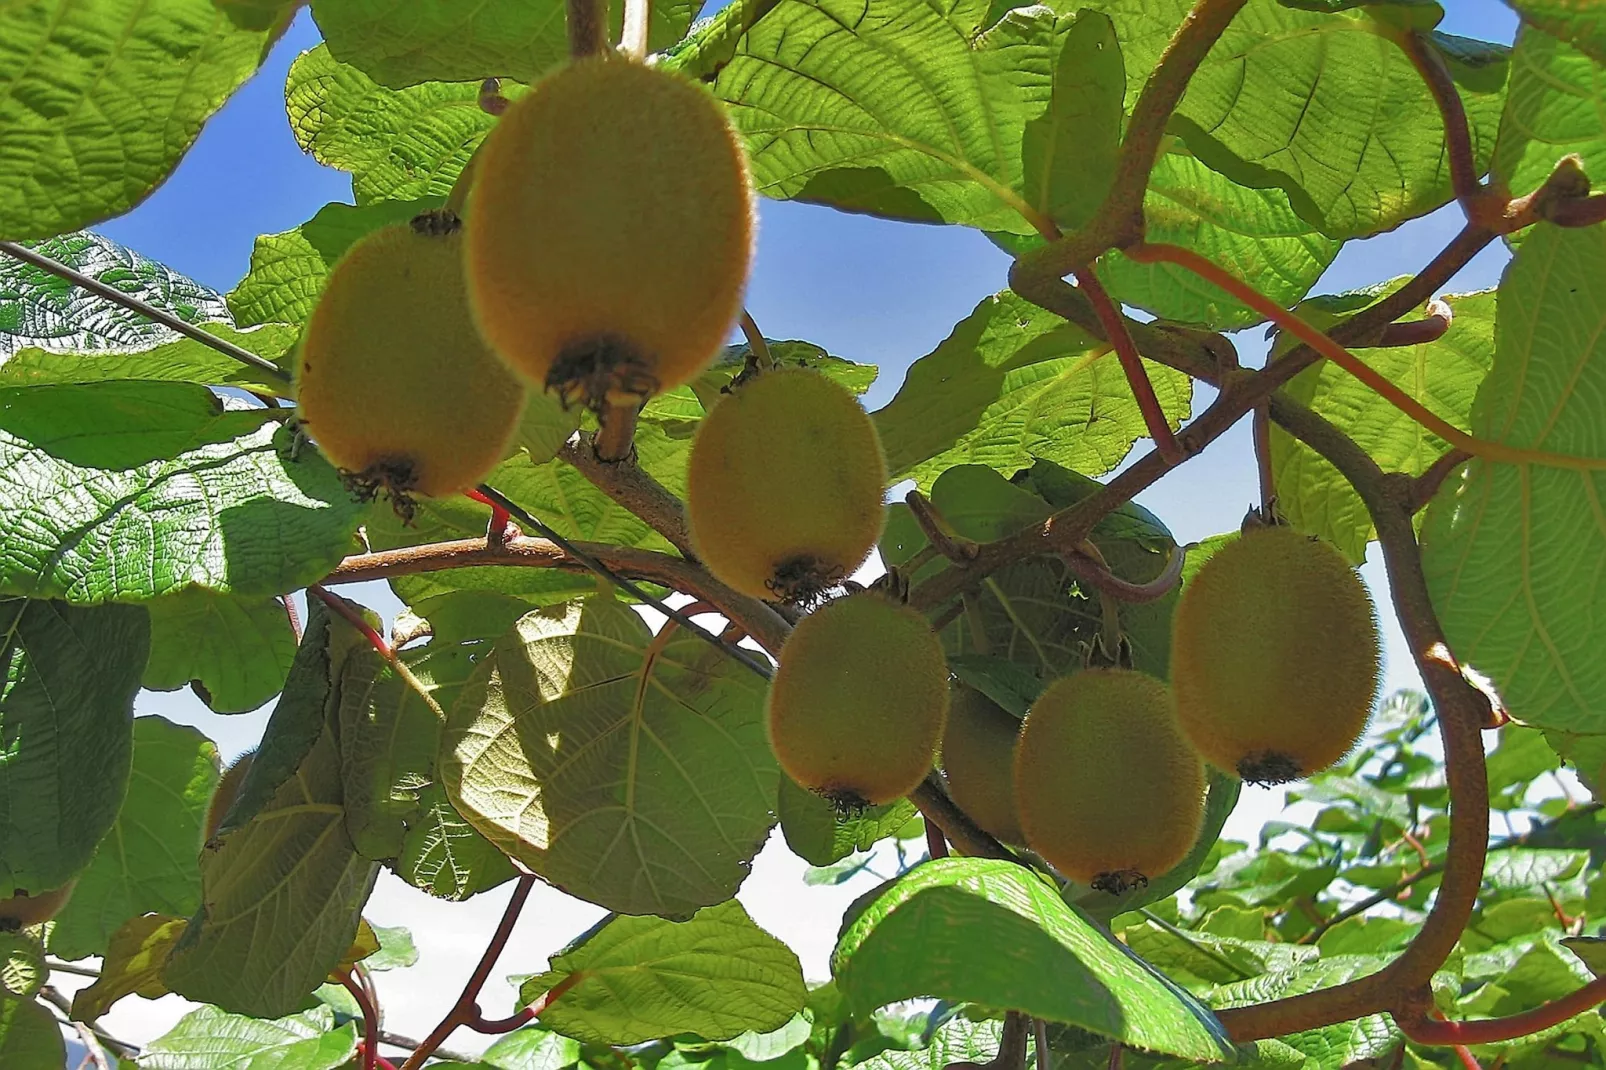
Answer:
295;219;526;501
205;749;256;842
941;684;1025;845
1014;669;1205;888
687;368;887;603
1171;526;1382;785
767;594;949;807
465;57;753;408
0;881;75;928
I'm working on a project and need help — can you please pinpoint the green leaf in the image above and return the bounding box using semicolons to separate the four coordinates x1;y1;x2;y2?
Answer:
713;0;1059;234
227;198;442;328
443;599;777;916
482;1026;583;1070
394;780;519;900
363;923;418;971
521;901;806;1044
853;1013;1015;1070
0;931;44;1000
0;996;64;1070
1422;223;1606;736
48;717;217;961
69;913;186;1022
1021;11;1124;232
777;777;919;868
143;591;297;714
1506;0;1606;65
873;291;1192;489
1493;26;1606;202
141;1005;358;1070
0;1;276;239
0;381;362;603
1094;152;1343;330
1089;0;1509;239
1272;290;1496;563
310;0;703;88
163;697;379;1018
286;44;492;205
0;599;148;896
1199;956;1399;1065
833;858;1232;1061
0;324;295;397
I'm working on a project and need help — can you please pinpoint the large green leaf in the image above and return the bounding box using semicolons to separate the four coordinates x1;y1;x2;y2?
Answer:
1089;0;1509;239
1493;25;1606;202
1019;10;1124;232
713;0;1073;234
521;901;806;1044
0;599;147;896
1422;223;1606;736
0;996;64;1070
481;1026;583;1070
144;591;297;714
141;1006;358;1070
442;599;776;916
227;198;442;328
48;717;217;961
1506;0;1606;64
832;858;1233;1062
1272;290;1496;563
285;44;494;205
310;0;703;89
163;694;379;1017
0;0;276;239
0;381;362;603
873;291;1192;490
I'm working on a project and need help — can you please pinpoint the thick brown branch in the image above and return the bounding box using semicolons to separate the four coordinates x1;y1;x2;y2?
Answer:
324;535;792;657
910;775;1016;861
560;431;697;558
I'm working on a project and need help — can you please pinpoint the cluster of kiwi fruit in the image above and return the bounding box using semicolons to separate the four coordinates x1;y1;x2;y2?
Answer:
294;55;755;509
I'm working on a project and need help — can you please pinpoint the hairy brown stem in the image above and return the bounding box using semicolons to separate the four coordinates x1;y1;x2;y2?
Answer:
1253;403;1275;519
559;431;697;557
910;775;1015;861
567;0;609;57
1061;544;1185;604
907;491;979;562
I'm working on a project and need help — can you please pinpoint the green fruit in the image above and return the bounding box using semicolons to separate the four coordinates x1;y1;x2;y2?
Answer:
0;881;75;928
1172;526;1382;784
767;594;949;807
687;368;887;604
1015;669;1205;892
295;217;526;503
940;684;1025;845
466;57;754;410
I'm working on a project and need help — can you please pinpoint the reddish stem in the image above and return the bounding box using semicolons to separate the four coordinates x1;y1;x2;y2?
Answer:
340;970;381;1070
1075;269;1185;465
309;586;392;659
1395;936;1606;1043
465;488;519;545
1061;544;1185;604
468;1007;536;1034
1398;32;1487;221
1453;1046;1484;1070
926;816;950;860
397;875;538;1070
282;595;303;644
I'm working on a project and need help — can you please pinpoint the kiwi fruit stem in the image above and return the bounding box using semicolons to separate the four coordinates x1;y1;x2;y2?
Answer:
568;0;609;57
595;403;642;463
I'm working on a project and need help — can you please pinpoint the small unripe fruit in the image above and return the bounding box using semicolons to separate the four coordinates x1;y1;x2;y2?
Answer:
940;684;1024;845
687;368;887;603
767;594;949;808
1015;669;1205;892
205;749;256;842
465;57;754;410
0;881;75;928
1171;526;1382;784
295;217;526;505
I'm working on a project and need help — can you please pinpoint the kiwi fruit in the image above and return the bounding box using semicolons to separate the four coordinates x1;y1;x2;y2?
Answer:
0;880;75;929
295;216;526;507
205;749;256;842
465;57;754;411
1171;526;1382;784
940;684;1025;845
1015;669;1205;892
687;368;887;604
767;593;949;808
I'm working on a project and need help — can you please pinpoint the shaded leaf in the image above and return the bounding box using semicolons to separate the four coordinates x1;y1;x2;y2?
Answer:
777;777;919;868
144;591;297;714
0;931;44;1000
1020;11;1123;232
69;913;186;1022
0;995;64;1070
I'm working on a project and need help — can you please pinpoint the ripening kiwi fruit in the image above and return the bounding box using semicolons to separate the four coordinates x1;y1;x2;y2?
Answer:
295;216;526;505
687;368;887;603
767;593;949;808
0;881;75;929
1015;669;1205;892
941;684;1025;845
205;749;256;842
1171;526;1382;785
465;57;753;410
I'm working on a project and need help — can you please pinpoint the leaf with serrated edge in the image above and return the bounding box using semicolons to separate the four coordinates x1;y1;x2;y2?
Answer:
443;600;776;916
139;1005;358;1070
521;901;805;1044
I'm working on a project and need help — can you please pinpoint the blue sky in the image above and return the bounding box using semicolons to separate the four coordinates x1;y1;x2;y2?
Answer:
74;1;1527;1051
